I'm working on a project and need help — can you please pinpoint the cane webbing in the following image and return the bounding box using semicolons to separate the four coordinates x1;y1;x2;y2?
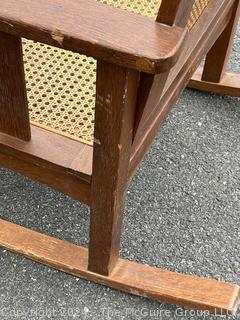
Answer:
24;40;96;145
98;0;160;19
25;0;210;146
97;0;211;29
188;0;211;29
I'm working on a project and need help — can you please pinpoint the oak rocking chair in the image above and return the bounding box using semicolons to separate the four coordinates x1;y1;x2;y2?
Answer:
0;0;239;314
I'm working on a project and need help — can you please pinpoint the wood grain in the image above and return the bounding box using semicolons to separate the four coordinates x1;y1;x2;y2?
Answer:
88;62;139;276
134;0;193;141
157;0;195;27
188;67;240;96
0;125;92;178
0;0;239;313
130;0;235;180
201;0;240;82
0;125;92;204
0;219;239;315
0;31;30;140
163;0;235;98
0;0;186;74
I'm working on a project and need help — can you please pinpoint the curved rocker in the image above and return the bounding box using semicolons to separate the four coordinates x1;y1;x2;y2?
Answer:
188;0;240;97
188;68;240;96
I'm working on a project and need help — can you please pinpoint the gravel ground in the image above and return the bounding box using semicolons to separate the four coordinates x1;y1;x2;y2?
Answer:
0;24;239;320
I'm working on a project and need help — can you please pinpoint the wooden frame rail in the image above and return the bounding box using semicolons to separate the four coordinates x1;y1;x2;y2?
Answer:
130;0;236;179
189;68;240;96
188;0;240;96
0;32;30;141
0;126;92;204
0;0;186;74
1;219;239;315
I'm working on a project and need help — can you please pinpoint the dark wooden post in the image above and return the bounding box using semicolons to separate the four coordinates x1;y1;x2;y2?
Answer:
201;0;240;83
0;31;30;141
88;0;196;277
157;0;195;26
88;61;139;275
133;0;195;139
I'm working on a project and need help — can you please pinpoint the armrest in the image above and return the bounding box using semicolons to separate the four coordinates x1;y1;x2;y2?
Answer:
0;0;186;74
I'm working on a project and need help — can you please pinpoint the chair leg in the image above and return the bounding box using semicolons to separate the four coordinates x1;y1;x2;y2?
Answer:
88;61;139;276
0;61;239;316
0;31;31;140
188;68;240;96
188;0;240;96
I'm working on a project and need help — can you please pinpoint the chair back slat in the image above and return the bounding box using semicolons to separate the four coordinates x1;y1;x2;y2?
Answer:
156;0;194;26
158;0;211;28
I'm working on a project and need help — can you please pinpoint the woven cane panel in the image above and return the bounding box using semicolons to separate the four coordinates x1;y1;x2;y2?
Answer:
24;0;210;145
23;40;96;145
97;0;161;19
98;0;211;29
188;0;211;29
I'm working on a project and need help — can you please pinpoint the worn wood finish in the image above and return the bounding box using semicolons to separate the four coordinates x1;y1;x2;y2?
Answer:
0;125;92;204
201;0;240;83
88;62;139;276
188;67;240;96
0;125;92;179
0;153;91;205
0;219;239;315
0;31;30;141
0;0;186;74
133;72;169;140
130;0;235;180
133;73;155;137
134;0;194;140
157;0;195;27
163;0;235;98
0;0;239;313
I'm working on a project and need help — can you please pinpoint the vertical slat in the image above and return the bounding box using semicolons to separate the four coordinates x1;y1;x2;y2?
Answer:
133;71;169;139
201;0;240;82
157;0;195;26
88;0;198;277
0;31;30;141
133;0;194;140
88;61;139;276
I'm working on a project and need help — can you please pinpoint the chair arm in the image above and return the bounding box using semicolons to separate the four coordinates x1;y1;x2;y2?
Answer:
0;0;186;74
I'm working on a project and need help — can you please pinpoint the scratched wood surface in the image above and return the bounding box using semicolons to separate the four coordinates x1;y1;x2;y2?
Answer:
0;219;239;315
0;125;92;204
88;61;139;275
130;0;235;179
0;31;30;140
0;0;185;74
0;0;239;314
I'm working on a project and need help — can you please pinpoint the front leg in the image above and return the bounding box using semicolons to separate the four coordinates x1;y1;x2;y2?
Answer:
88;61;139;276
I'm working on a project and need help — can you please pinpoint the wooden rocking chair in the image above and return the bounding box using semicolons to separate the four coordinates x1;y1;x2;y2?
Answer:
0;0;239;314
